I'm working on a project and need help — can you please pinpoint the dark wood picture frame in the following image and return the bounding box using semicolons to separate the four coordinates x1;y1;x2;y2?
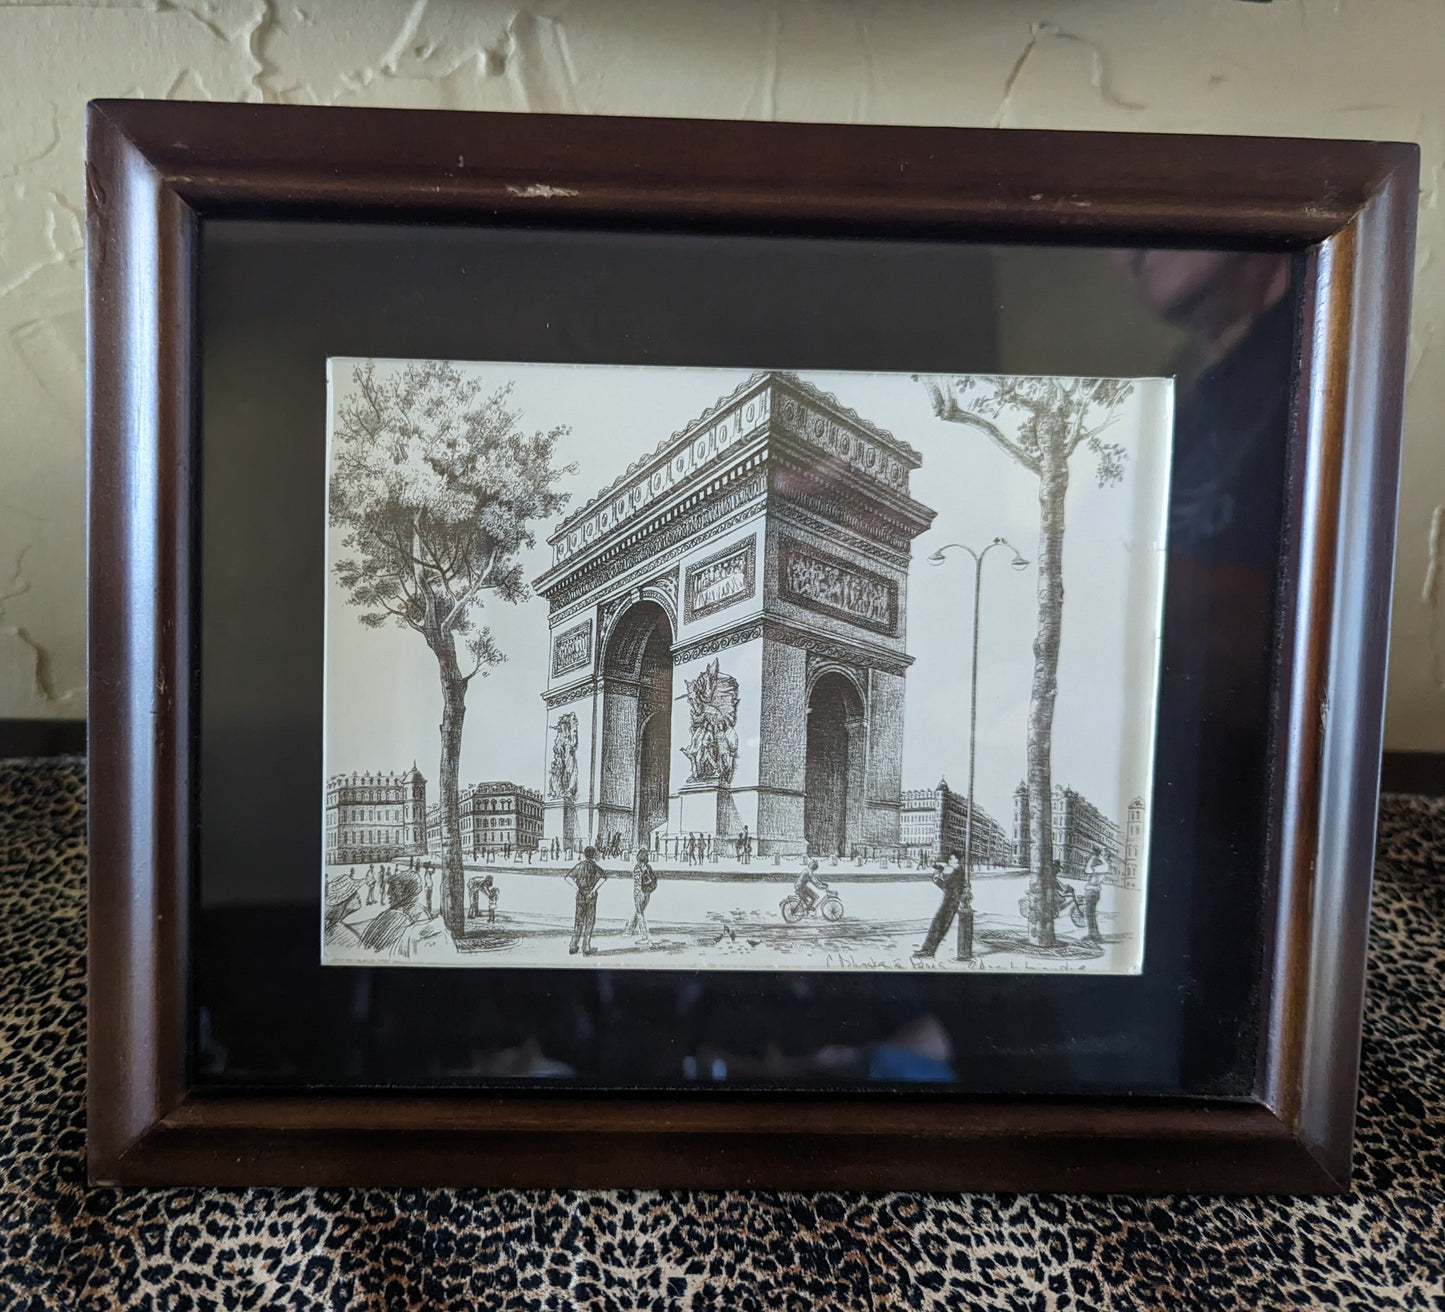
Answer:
86;99;1416;1191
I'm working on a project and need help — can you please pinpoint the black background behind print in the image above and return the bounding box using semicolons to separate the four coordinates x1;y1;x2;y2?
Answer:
195;221;1297;1097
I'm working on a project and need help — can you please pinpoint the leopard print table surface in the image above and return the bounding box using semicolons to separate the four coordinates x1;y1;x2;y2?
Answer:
1;758;1441;1311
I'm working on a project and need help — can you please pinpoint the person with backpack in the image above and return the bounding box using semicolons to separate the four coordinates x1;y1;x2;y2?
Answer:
628;846;658;944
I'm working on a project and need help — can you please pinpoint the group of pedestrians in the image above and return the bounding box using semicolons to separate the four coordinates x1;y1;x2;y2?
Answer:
349;860;436;914
345;835;1116;961
673;832;713;865
564;845;658;954
562;840;847;954
467;874;499;923
472;841;517;862
913;844;1112;959
327;863;447;960
353;863;391;908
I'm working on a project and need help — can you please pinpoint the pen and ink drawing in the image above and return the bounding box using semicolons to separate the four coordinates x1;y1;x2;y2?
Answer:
323;361;1172;973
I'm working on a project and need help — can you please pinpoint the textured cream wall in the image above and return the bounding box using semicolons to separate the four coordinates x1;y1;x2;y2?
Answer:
0;0;1441;745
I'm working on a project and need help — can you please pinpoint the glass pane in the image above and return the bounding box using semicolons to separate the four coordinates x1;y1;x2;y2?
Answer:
194;220;1297;1097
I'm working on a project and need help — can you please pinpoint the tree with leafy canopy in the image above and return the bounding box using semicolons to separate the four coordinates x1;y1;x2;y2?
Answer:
918;375;1133;948
330;360;574;938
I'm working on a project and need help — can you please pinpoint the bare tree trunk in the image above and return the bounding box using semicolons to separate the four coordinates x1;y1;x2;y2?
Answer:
436;668;467;938
430;636;468;939
1025;452;1068;947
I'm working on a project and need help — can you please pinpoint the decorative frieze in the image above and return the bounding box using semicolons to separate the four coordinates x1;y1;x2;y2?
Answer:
773;494;914;565
778;538;898;636
772;391;911;493
549;390;771;566
764;620;912;678
542;680;593;709
684;538;756;623
671;621;765;667
550;619;593;678
543;474;767;612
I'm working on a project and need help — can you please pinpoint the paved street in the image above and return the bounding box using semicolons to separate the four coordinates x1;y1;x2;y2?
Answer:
329;857;1143;973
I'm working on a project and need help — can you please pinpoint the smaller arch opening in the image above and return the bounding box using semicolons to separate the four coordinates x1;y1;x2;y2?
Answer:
598;601;674;848
804;672;865;858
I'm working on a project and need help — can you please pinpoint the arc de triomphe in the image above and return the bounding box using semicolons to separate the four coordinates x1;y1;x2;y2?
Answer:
534;372;936;859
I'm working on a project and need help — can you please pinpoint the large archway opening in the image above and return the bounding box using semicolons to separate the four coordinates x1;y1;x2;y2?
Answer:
598;601;674;850
804;672;866;858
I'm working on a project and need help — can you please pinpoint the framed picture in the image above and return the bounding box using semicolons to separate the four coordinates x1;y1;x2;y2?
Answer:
87;100;1416;1191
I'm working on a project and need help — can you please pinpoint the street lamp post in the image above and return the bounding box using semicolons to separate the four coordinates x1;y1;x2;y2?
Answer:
928;537;1030;960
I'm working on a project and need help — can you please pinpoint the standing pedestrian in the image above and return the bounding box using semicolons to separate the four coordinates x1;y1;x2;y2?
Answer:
913;852;970;960
565;845;608;956
739;826;751;864
423;864;435;917
474;873;499;924
1082;846;1108;944
365;866;377;905
628;847;658;944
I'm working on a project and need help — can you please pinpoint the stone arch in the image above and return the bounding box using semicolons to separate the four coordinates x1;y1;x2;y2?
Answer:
805;659;867;709
599;579;679;661
638;579;679;632
597;600;675;849
804;671;868;859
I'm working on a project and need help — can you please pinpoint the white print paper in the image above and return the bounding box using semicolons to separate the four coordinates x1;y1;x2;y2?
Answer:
322;361;1172;974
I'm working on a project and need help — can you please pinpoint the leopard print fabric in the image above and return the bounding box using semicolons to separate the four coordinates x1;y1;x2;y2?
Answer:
1;758;1441;1310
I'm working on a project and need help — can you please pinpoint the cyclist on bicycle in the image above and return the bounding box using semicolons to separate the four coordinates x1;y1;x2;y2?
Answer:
794;859;830;913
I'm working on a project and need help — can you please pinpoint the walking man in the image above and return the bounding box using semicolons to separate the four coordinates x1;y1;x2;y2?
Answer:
739;826;751;865
565;845;608;956
628;847;658;944
423;864;435;917
914;852;971;960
